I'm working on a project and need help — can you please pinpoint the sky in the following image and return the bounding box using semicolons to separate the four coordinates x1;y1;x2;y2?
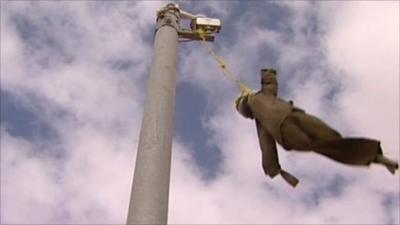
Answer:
1;1;399;224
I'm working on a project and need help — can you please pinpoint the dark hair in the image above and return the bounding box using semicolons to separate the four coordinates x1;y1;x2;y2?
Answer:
261;68;277;75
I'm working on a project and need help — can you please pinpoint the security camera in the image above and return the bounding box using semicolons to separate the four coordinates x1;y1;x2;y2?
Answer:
190;17;222;34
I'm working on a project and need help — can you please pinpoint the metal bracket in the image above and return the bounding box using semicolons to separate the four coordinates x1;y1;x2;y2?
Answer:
178;29;215;42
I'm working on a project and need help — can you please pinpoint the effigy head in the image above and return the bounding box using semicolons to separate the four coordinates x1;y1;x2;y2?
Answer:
260;68;278;95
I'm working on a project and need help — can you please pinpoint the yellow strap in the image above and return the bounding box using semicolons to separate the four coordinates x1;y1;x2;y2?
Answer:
196;29;253;96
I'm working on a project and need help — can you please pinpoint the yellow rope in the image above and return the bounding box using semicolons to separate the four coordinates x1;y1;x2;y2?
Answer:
196;29;253;96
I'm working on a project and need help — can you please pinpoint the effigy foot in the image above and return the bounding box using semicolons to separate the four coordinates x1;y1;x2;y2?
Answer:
374;155;398;174
385;164;398;174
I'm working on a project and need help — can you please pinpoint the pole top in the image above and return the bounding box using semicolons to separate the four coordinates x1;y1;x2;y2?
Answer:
156;3;222;42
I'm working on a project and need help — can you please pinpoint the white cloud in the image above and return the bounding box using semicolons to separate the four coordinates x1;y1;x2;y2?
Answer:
1;130;63;223
1;1;398;224
172;1;399;224
1;1;155;223
323;1;399;149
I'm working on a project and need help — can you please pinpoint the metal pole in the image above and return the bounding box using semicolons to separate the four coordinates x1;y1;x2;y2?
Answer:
127;3;179;225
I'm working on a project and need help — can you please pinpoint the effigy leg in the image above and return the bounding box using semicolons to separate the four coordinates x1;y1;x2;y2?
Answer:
281;119;314;151
311;138;381;165
373;153;399;174
281;112;398;173
290;112;342;141
282;112;393;166
281;111;341;151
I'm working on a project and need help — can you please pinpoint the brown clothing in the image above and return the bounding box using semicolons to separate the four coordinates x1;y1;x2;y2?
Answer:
236;91;382;187
281;111;381;165
247;91;304;146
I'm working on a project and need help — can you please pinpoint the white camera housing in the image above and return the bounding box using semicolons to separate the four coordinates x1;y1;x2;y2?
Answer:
190;17;222;34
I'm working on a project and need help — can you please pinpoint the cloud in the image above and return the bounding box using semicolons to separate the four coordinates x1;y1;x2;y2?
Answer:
323;2;399;146
1;1;161;223
1;1;398;224
171;1;399;224
1;130;62;223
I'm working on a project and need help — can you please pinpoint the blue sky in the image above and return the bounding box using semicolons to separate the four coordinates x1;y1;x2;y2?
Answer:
1;1;399;224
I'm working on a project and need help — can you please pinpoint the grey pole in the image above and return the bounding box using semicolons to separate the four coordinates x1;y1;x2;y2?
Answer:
127;3;179;225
